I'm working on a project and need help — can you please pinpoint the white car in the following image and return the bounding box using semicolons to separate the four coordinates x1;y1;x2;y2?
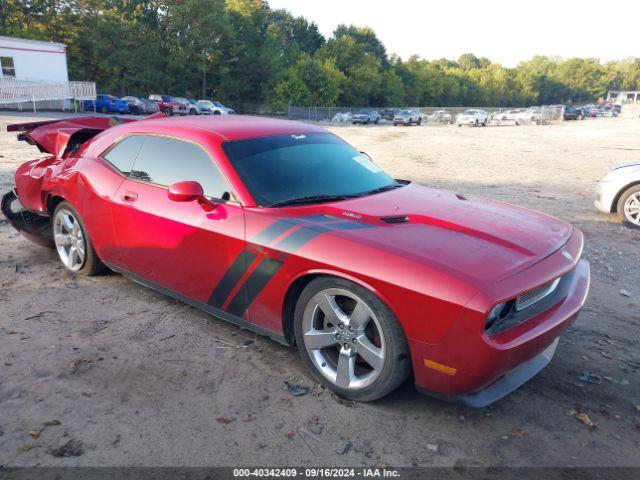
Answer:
595;162;640;229
456;109;489;126
515;107;543;125
197;100;235;115
427;110;453;124
492;109;522;122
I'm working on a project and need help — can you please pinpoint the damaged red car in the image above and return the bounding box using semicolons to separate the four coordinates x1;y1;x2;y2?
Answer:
1;114;590;405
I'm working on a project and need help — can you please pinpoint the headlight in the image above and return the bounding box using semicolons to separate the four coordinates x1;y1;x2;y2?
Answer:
485;302;508;329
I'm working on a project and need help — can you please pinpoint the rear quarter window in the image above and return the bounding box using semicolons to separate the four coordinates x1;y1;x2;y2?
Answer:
102;136;145;175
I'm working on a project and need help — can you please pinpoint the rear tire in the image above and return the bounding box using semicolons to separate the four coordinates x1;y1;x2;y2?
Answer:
617;185;640;229
52;201;106;276
293;277;411;402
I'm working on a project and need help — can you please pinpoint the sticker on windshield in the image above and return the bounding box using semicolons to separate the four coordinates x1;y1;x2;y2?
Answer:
352;154;381;173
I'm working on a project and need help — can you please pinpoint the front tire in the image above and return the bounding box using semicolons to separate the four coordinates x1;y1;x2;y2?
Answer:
617;185;640;229
52;202;106;276
294;277;410;402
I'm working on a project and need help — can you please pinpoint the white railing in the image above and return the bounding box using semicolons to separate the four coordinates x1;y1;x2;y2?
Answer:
0;77;96;107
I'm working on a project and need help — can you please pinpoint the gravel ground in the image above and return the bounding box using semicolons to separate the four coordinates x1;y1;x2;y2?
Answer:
0;110;638;467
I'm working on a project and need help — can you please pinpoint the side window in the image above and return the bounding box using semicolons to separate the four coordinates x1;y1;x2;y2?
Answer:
103;136;145;175
131;136;229;199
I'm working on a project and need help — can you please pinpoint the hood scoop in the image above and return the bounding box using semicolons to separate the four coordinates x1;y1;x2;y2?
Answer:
380;215;410;224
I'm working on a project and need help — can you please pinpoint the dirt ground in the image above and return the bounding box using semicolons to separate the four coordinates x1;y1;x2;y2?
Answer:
0;110;639;468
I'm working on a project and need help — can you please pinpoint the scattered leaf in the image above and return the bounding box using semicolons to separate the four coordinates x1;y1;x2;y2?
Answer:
285;431;295;439
43;420;61;427
50;439;84;457
28;430;40;439
285;381;309;397
574;412;597;428
112;435;121;445
18;443;37;453
80;390;92;397
216;416;233;424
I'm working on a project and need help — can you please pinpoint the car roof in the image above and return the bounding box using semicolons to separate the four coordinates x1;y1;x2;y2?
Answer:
109;115;327;142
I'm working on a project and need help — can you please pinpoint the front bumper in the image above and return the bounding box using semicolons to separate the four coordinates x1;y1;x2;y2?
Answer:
594;180;617;213
410;251;590;406
455;338;558;407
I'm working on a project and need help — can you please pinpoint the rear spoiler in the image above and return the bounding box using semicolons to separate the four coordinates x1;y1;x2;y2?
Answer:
7;112;166;157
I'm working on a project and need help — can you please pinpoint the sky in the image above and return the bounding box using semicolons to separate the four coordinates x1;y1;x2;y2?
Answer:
267;0;638;67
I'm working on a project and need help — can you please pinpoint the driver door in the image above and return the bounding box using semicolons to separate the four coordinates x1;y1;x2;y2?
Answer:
110;134;248;309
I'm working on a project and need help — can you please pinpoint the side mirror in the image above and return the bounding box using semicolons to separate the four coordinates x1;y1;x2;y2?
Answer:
168;181;205;202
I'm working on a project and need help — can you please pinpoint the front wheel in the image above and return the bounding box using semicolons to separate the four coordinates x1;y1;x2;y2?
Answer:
294;277;410;402
617;185;640;229
189;108;198;115
52;202;106;275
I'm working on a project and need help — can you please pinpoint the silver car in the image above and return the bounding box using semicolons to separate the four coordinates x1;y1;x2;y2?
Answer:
351;109;381;125
393;109;422;126
595;161;640;229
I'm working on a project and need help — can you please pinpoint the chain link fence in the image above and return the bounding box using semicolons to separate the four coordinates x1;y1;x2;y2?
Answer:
288;105;566;125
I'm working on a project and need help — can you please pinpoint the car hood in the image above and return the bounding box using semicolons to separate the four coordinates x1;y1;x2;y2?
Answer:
297;183;573;287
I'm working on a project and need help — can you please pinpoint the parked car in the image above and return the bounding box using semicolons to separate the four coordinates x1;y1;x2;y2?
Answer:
197;100;235;115
563;106;585;121
2;115;590;405
393;109;422;126
172;97;192;116
515;107;542;125
456;109;489;126
352;109;381;125
594;161;640;229
378;108;396;121
492;109;523;122
148;94;178;116
427;110;453;124
186;98;211;115
121;96;159;115
82;94;129;114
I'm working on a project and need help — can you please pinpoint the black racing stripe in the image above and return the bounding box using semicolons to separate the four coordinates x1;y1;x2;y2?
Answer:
207;251;258;309
274;225;330;252
226;258;284;317
329;221;372;230
252;219;300;245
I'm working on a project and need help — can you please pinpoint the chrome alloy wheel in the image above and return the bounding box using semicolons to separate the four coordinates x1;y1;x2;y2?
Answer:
302;288;385;390
53;208;86;271
623;192;640;225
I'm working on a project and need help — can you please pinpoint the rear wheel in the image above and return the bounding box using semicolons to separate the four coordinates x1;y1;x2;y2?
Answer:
294;277;410;402
189;108;198;115
52;202;106;275
617;185;640;229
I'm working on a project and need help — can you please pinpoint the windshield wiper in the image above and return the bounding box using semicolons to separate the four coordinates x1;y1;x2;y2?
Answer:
358;182;404;196
268;194;359;208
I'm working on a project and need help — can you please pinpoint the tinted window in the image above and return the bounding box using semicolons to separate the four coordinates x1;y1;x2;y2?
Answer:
223;133;396;206
131;136;229;198
103;135;145;175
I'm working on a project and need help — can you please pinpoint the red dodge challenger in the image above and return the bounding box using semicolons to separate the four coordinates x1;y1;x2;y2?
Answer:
1;114;590;405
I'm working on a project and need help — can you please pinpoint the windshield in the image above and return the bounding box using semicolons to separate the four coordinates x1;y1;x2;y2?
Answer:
223;133;397;207
465;110;478;114
214;101;224;107
356;109;371;114
397;110;411;115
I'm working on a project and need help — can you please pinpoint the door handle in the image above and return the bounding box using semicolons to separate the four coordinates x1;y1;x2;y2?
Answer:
122;191;138;203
